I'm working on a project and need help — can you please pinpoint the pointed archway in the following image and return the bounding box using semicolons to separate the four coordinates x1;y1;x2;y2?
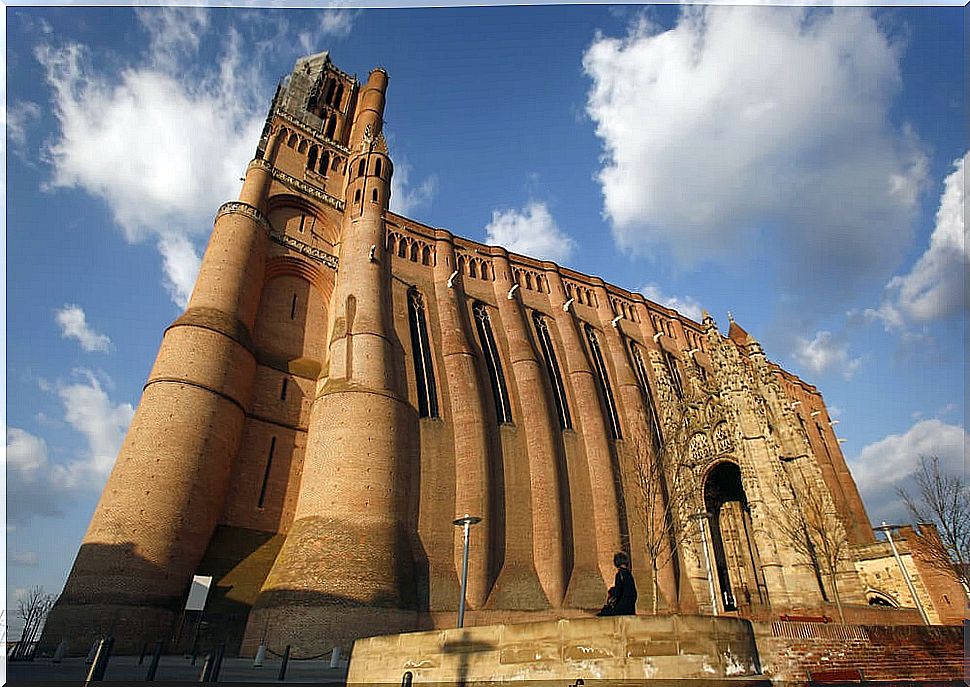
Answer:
703;461;769;613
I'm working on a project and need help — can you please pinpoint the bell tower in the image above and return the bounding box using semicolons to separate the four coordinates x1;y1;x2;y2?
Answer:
249;65;422;646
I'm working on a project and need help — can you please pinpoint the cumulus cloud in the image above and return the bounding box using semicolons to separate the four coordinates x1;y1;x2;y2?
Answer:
36;10;265;307
55;304;112;353
390;160;438;218
864;152;968;329
792;330;862;380
484;201;576;264
640;283;703;322
583;8;927;305
6;370;135;524
849;419;967;524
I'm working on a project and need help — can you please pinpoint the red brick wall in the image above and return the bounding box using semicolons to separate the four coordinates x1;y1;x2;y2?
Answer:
753;620;965;682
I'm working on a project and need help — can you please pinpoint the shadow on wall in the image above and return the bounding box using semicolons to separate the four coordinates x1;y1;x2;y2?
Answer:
39;541;186;656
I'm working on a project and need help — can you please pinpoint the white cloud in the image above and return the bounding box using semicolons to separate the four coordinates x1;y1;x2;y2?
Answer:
484;201;576;265
6;428;63;522
792;330;862;380
297;8;359;52
640;283;703;322
157;234;202;309
55;369;135;488
849;419;967;524
7;100;41;159
5;370;135;524
9;551;39;567
390;160;438;218
583;8;927;305
36;13;264;307
865;152;968;329
55;304;112;353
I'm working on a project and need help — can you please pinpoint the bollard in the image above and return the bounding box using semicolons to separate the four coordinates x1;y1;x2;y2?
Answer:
145;641;163;681
211;642;225;682
277;645;291;682
138;642;149;665
329;645;341;669
53;639;68;663
86;640;99;664
86;635;114;682
402;670;413;687
253;644;266;668
198;653;213;682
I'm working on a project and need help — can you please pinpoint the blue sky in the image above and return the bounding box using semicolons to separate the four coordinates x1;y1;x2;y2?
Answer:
4;3;966;635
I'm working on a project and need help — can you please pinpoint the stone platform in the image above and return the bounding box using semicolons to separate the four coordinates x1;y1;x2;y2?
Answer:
346;615;766;686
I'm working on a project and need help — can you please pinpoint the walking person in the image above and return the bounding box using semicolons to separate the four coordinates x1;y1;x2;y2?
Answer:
597;551;637;616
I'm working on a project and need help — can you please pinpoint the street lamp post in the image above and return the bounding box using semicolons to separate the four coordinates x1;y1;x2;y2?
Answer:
452;514;482;628
874;522;930;625
689;511;718;616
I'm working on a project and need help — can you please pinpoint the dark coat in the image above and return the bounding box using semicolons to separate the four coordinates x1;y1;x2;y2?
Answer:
597;567;637;616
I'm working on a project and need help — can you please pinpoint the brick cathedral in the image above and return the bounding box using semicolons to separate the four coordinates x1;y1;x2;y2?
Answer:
40;53;963;657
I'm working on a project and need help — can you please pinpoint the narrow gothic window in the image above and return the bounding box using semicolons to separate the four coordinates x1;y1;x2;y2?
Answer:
319;151;330;174
372;189;378;203
533;312;571;429
280;377;288;401
326;117;337;139
375;158;382;178
474;302;513;424
357;159;366;177
630;341;662;450
307;146;318;171
663;350;684;399
585;324;621;439
408;289;439;419
257;437;276;508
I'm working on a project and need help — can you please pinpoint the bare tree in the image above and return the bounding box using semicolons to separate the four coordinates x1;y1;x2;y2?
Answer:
628;396;698;614
771;459;850;622
13;586;55;660
897;455;970;596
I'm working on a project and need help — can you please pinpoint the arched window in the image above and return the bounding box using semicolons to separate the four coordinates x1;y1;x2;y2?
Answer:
533;312;571;429
324;79;336;105
398;240;408;258
334;83;344;108
319;150;330;174
287;133;299;148
372;188;378;203
469;260;478;278
357;159;366;177
326;116;337;139
410;242;419;262
422;246;432;266
630;341;662;450
474;302;512;424
408;289;439;419
354;188;361;204
298;139;308;154
374;158;383;178
307;146;318;171
585;324;621;439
